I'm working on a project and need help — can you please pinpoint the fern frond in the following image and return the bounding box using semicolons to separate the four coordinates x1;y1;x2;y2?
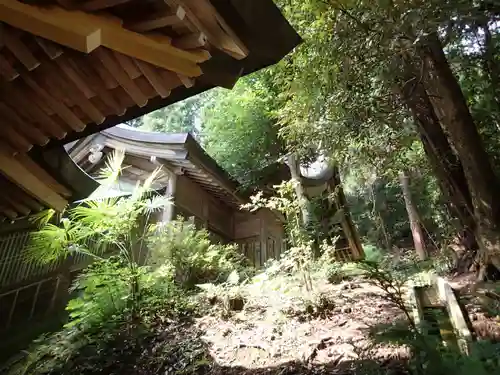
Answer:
96;149;126;186
26;224;70;265
143;166;164;191
142;195;171;215
29;209;58;228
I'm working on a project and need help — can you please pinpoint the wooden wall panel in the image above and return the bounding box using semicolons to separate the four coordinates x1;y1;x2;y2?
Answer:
233;211;261;239
174;175;233;239
234;209;285;266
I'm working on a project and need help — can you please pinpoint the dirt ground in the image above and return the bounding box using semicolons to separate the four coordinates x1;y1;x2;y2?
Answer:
7;271;496;375
193;279;410;374
183;273;500;375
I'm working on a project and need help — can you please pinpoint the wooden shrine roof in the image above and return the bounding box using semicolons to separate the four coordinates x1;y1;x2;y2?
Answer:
0;0;300;221
67;125;246;208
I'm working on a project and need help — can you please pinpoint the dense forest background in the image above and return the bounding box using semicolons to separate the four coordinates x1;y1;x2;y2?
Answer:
127;0;500;273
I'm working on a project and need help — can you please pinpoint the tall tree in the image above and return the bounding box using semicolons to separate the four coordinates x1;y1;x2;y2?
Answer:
419;33;500;273
399;171;427;260
270;0;500;274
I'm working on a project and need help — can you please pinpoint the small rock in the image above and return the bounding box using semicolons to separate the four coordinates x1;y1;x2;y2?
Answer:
341;307;352;313
222;328;232;337
270;335;276;341
333;307;342;313
340;283;351;291
471;314;478;321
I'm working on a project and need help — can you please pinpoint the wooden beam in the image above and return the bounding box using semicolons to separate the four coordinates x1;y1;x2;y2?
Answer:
0;179;44;211
81;0;131;12
78;55;126;115
0;204;17;220
0;0;102;53
0;125;32;152
127;6;186;32
0;1;206;76
15;153;72;197
0;149;68;211
114;52;142;79
56;56;95;98
46;58;105;124
2;84;68;140
99;17;205;75
1;195;31;216
167;0;248;59
177;73;194;88
172;32;207;50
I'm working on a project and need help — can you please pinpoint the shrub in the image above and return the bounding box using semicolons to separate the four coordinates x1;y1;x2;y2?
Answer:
363;244;384;262
148;217;249;289
9;258;189;375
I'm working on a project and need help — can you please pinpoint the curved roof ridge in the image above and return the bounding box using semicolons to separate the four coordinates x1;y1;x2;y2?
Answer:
104;125;190;145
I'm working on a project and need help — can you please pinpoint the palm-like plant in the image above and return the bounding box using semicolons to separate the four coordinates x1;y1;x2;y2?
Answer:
27;149;171;317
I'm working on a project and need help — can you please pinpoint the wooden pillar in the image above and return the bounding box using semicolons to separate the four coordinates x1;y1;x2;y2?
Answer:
260;215;268;265
161;171;178;223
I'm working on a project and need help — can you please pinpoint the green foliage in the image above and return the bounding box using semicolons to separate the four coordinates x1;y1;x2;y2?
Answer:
126;93;211;136
362;244;384;262
10;257;189;375
200;78;283;185
345;172;451;250
148;217;248;289
27;150;170;267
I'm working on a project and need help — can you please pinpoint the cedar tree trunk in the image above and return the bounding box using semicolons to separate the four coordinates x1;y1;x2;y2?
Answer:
419;33;500;276
396;57;477;252
399;171;427;260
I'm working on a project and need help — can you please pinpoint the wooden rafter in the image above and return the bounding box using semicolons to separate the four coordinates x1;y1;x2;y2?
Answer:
166;0;248;59
35;36;63;59
0;54;19;81
93;48;148;107
0;0;207;76
15;153;71;197
3;26;40;71
23;73;87;132
81;0;132;12
0;102;48;146
0;179;44;212
135;60;171;98
173;32;207;50
0;149;68;211
127;6;186;32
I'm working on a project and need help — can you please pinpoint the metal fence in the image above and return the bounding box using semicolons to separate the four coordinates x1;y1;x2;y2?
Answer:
0;231;62;289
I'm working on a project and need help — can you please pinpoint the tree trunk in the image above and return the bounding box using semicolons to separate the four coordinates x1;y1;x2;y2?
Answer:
396;57;478;253
419;33;500;276
399;171;427;260
286;153;311;228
